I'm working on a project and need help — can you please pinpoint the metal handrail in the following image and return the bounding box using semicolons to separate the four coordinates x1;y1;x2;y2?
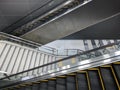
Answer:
0;42;118;80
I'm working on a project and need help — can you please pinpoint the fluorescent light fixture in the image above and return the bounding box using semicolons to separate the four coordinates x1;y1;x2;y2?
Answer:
62;66;66;69
40;73;43;76
78;64;90;69
62;70;67;73
115;51;120;55
56;68;60;71
64;0;74;5
0;71;7;74
79;60;90;64
21;76;33;81
103;59;111;63
103;54;110;58
51;73;55;76
48;71;51;73
67;65;70;68
48;70;54;73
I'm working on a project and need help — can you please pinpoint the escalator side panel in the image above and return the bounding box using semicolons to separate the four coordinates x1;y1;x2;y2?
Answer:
112;64;120;85
66;76;76;90
76;73;89;90
100;68;118;90
48;80;56;90
39;82;48;90
88;70;103;90
56;78;66;90
32;84;40;90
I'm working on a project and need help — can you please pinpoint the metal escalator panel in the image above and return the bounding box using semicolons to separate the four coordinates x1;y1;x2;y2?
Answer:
66;75;76;90
32;84;39;90
76;72;89;90
48;80;56;90
100;67;119;90
40;82;48;90
88;70;103;90
113;63;120;84
56;77;66;90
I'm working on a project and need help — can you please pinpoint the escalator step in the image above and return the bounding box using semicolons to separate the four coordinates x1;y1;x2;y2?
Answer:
76;73;89;90
100;67;118;90
39;82;48;90
113;64;120;84
66;76;76;90
88;70;103;90
48;80;56;90
32;84;40;90
56;78;66;90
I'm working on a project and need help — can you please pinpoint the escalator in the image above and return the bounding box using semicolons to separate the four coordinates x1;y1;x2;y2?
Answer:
0;33;120;89
0;41;120;90
2;62;120;90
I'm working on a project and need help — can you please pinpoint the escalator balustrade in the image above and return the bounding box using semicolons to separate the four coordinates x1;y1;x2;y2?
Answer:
4;61;120;90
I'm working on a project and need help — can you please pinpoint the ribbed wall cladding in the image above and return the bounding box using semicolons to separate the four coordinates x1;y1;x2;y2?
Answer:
0;40;55;76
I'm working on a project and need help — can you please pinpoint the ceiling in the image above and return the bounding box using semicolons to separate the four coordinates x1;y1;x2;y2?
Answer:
21;0;120;44
62;13;120;39
0;0;65;32
0;0;120;44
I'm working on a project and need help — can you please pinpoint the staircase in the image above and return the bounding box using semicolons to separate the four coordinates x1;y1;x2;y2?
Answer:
2;62;120;90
